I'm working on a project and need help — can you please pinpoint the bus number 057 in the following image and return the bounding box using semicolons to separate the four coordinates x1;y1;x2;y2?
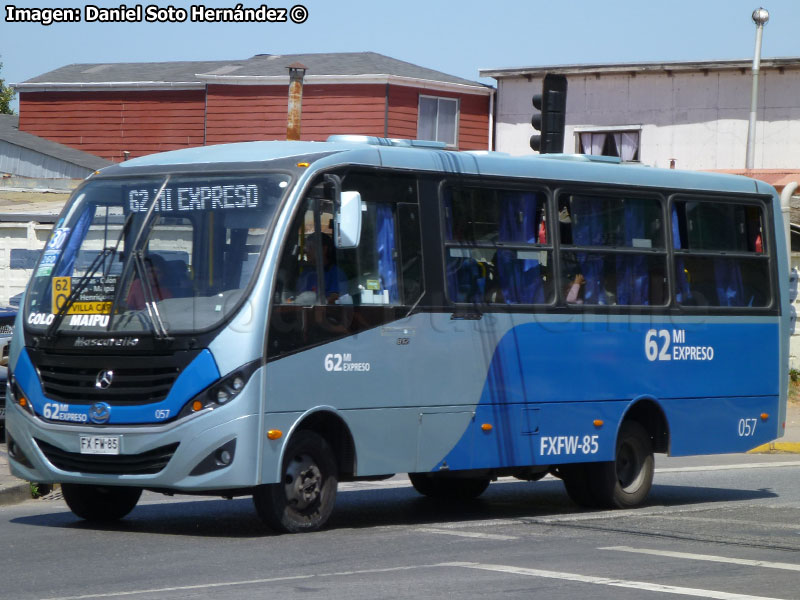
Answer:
738;418;757;437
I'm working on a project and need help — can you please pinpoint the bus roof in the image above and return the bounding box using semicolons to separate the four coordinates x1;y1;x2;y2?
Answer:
112;138;773;197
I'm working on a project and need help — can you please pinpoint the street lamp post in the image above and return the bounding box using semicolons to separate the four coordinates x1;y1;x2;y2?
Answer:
745;7;769;170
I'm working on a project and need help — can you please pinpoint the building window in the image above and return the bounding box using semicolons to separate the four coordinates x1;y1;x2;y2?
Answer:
418;95;459;147
576;129;640;161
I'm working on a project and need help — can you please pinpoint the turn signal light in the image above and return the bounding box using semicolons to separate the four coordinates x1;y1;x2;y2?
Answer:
192;400;203;412
267;429;283;440
593;419;604;427
481;423;493;431
296;162;310;168
761;413;769;421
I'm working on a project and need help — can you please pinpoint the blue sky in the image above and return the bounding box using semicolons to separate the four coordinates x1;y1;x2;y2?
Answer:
2;0;799;111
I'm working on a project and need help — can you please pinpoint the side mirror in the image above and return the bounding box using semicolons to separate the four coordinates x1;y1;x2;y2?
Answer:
335;190;362;249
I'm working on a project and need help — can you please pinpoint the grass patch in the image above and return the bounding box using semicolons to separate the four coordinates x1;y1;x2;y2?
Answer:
791;370;800;404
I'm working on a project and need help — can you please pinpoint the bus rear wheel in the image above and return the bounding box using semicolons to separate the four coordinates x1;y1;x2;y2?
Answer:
61;483;142;522
409;474;490;500
558;464;599;508
253;431;338;533
590;421;654;509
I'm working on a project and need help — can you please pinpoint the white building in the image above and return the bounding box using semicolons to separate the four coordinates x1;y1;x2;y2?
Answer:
481;58;800;174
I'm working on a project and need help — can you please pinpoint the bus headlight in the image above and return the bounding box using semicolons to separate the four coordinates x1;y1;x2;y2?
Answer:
177;360;260;420
8;374;34;416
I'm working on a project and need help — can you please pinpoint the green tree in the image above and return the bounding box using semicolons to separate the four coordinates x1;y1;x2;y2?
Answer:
0;60;16;115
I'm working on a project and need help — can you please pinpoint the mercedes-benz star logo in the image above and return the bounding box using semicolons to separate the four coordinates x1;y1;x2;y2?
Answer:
88;402;111;425
95;370;114;390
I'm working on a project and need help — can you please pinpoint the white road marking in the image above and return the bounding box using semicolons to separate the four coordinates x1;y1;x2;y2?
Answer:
37;557;792;600
415;527;518;540
656;461;800;474
444;561;785;600
39;564;437;600
601;546;800;572
640;514;800;530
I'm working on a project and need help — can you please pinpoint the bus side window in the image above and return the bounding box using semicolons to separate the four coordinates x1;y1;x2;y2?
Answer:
267;173;424;359
673;199;770;308
443;185;552;306
558;194;666;306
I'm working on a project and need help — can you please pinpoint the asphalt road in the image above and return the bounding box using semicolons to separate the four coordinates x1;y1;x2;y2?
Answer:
2;454;800;600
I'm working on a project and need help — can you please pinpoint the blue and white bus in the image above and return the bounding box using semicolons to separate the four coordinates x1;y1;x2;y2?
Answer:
5;136;789;532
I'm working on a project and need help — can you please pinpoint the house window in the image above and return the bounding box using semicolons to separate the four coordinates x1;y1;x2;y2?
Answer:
418;95;459;147
577;129;640;161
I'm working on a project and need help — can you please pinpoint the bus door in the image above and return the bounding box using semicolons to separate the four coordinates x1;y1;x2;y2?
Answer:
439;182;554;469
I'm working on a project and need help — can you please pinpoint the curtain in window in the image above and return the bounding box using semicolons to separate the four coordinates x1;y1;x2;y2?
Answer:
418;97;437;142
497;192;544;303
614;132;639;161
571;197;607;305
580;133;607;155
713;258;746;307
672;205;692;303
437;99;458;146
55;206;96;278
615;202;649;305
376;204;399;303
443;194;485;303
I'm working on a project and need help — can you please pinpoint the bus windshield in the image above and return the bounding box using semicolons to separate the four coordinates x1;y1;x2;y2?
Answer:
24;172;292;336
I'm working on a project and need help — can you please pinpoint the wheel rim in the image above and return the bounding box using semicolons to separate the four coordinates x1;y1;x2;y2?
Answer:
284;453;322;511
616;441;643;491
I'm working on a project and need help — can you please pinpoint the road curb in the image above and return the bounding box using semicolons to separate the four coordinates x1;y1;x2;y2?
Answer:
0;482;31;507
747;442;800;454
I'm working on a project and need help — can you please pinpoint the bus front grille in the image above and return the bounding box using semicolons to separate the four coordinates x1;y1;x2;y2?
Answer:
29;350;196;405
35;439;179;475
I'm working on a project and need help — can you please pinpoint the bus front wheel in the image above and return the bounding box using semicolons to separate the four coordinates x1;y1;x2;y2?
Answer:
61;483;142;522
253;430;338;533
591;421;654;509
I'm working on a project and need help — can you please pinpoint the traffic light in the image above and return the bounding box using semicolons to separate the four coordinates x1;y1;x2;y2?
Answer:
530;74;568;154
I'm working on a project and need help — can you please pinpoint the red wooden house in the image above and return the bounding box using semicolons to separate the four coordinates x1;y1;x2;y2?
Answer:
15;52;492;162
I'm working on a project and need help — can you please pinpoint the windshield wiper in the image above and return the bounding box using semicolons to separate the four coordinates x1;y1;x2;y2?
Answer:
45;177;169;341
131;248;169;339
107;176;171;339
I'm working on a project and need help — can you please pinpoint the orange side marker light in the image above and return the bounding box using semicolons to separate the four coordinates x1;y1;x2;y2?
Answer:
267;429;283;440
593;419;604;427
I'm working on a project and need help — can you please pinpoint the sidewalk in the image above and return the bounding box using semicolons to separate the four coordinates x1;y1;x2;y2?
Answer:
0;442;31;507
748;401;800;454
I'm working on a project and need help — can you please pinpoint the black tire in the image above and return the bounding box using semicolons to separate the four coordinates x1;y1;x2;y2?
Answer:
253;431;338;533
557;464;599;508
408;473;490;500
589;421;654;509
61;484;142;522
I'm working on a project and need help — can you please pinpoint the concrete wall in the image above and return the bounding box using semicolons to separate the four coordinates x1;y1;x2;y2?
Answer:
494;68;800;170
0;220;51;307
